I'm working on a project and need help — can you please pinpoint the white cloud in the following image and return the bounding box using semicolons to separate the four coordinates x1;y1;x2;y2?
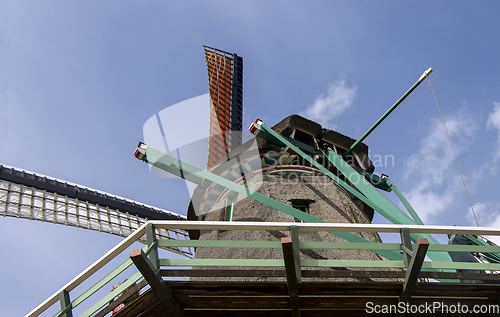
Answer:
487;102;500;161
299;80;356;129
403;110;477;223
467;201;500;245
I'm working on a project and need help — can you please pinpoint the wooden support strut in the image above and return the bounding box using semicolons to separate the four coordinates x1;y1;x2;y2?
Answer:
281;227;302;317
130;249;184;317
401;238;429;302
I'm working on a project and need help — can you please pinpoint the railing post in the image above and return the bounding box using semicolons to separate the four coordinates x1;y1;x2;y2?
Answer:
290;225;302;286
146;223;160;271
58;290;73;317
400;227;412;267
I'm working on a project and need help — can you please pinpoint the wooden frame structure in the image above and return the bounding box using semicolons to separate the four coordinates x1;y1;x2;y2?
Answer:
26;221;500;317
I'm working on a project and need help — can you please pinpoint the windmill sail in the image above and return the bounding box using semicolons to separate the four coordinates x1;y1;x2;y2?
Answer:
0;164;193;257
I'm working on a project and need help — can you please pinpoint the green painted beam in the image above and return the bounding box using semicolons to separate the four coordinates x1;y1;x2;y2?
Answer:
160;257;500;271
401;228;412;267
352;166;392;191
463;234;500;264
344;68;432;157
256;123;387;217
255;122;455;277
58;291;72;317
325;148;454;264
299;241;402;251
159;239;282;249
386;179;424;225
159;238;500;254
300;259;406;268
428;244;500;253
160;258;406;268
422;261;500;271
146;223;160;270
326;148;417;226
80;272;143;317
161;258;285;267
136;143;403;261
70;257;135;309
257;123;436;244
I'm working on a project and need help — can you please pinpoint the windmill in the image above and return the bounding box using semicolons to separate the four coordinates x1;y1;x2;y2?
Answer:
18;48;500;317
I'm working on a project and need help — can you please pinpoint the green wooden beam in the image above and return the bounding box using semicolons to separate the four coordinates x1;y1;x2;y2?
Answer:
253;122;387;217
130;249;184;316
135;143;404;261
401;228;412;267
160;258;406;268
58;291;72;317
146;223;160;270
70;256;135;309
344;68;433;157
79;272;143;317
387;179;424;225
254;122;452;264
281;236;302;317
324;147;454;264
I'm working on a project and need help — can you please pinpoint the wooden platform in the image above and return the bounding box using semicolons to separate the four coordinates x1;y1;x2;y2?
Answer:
109;280;500;317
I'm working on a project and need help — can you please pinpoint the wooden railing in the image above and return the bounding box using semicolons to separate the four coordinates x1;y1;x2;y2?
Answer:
26;221;500;317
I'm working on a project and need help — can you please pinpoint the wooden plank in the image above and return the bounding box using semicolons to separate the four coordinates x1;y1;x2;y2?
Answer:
167;281;500;299
130;249;184;316
176;295;290;309
111;288;162;317
106;280;500;317
162;268;500;282
183;310;293;317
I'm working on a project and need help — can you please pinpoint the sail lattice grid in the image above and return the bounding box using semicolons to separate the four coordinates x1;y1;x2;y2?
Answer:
0;166;193;258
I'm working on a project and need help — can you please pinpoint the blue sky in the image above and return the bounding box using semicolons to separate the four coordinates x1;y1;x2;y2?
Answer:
2;1;500;315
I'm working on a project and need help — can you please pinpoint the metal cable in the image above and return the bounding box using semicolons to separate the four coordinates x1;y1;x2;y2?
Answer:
426;75;479;227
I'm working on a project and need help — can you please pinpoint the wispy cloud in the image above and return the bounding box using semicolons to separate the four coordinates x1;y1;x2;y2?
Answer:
487;102;500;161
299;80;356;129
467;201;500;245
403;110;477;223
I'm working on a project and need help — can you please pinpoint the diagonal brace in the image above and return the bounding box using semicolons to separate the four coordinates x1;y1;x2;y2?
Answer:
134;142;404;261
401;238;429;302
281;233;302;317
130;249;184;316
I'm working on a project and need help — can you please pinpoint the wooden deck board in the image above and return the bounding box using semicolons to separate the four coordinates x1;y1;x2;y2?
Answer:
101;280;500;317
